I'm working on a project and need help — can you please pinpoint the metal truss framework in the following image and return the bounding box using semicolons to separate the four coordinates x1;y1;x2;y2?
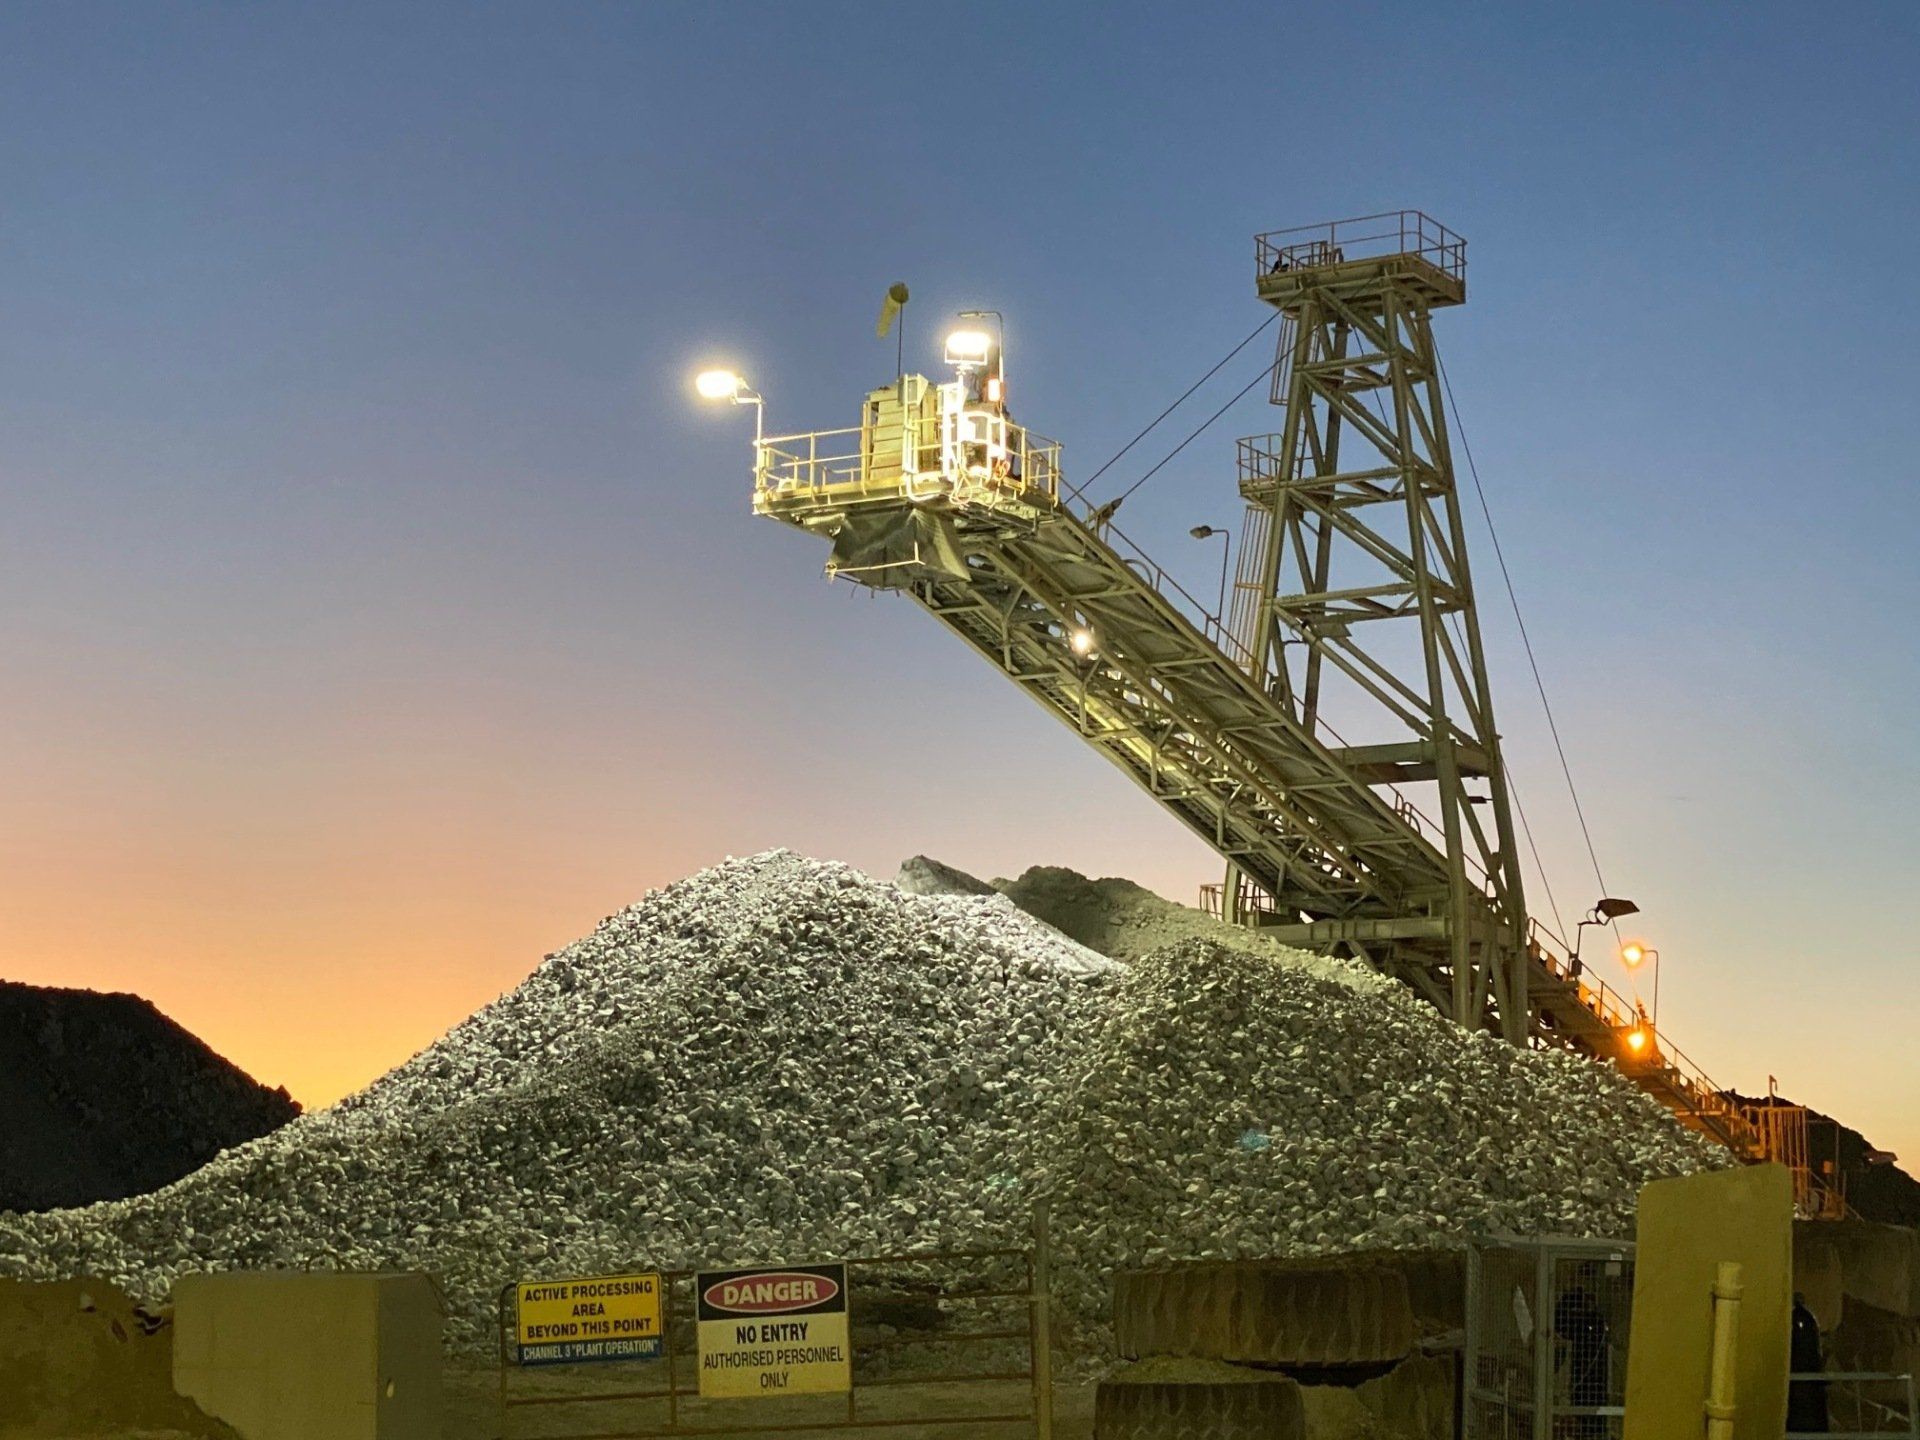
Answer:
748;212;1772;1161
926;518;1472;1020
1231;224;1532;1039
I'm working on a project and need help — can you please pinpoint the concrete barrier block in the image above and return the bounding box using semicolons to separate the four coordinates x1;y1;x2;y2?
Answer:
1794;1228;1846;1333
172;1271;440;1440
0;1277;227;1437
1820;1222;1920;1319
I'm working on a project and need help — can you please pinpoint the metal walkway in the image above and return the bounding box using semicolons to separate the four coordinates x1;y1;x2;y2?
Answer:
752;410;1760;1159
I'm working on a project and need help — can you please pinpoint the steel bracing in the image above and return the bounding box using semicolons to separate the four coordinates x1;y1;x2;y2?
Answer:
1229;213;1532;1042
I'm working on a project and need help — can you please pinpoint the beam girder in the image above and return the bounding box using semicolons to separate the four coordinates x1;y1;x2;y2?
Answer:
876;504;1503;1007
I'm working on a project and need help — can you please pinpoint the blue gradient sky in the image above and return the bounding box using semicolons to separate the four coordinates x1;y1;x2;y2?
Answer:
2;3;1916;1160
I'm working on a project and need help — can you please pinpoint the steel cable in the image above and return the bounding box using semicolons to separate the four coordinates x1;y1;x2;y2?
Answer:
1436;353;1618;934
1076;313;1278;500
1107;361;1275;507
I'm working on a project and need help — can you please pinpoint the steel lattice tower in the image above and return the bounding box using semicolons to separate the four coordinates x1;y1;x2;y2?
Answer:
1224;213;1532;1039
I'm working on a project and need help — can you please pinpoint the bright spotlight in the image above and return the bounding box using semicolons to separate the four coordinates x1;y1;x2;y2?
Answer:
944;329;992;364
1620;943;1646;968
695;369;744;400
1626;1028;1648;1053
1069;627;1096;657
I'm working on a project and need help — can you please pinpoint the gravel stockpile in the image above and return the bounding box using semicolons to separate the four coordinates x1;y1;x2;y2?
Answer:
0;851;1718;1354
994;863;1306;965
895;855;998;899
902;854;1372;989
0;981;299;1213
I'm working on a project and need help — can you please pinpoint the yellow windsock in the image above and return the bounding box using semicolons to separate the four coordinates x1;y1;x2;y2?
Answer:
876;281;910;338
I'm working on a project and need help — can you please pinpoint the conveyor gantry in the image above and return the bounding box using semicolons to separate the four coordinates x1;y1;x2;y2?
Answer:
754;400;1470;1009
745;214;1769;1164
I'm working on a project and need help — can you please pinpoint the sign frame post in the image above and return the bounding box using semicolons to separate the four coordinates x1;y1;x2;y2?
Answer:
1030;1202;1054;1440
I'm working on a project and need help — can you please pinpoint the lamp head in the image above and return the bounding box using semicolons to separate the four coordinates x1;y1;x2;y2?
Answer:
695;369;745;401
1190;525;1219;540
944;329;993;367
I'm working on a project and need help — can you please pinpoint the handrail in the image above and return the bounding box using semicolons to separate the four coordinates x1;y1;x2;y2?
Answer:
1255;209;1467;284
756;417;1063;507
1058;491;1255;667
1525;918;1765;1151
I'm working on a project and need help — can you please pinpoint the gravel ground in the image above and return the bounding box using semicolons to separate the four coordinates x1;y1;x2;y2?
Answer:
0;851;1720;1358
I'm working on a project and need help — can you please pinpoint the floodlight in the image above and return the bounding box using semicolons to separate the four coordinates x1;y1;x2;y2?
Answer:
944;329;992;365
695;369;744;400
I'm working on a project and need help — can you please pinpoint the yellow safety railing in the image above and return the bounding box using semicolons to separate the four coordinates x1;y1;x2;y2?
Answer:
756;419;1063;505
1255;209;1468;283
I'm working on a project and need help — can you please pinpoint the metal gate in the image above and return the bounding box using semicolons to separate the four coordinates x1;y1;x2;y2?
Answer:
497;1233;1053;1438
1791;1371;1920;1437
1465;1235;1634;1439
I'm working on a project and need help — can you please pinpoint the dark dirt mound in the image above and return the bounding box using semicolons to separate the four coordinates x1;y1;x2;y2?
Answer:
1735;1092;1920;1227
0;981;299;1214
0;1277;234;1438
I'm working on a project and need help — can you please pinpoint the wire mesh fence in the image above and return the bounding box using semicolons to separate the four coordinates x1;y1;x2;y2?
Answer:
1465;1236;1634;1440
1791;1370;1920;1437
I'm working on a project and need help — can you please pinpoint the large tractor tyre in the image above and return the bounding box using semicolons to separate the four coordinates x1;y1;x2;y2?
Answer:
1114;1261;1416;1367
1389;1249;1467;1336
1094;1379;1306;1440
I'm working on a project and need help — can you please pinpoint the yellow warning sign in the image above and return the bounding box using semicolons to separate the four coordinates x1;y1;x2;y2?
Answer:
695;1263;851;1398
514;1272;662;1366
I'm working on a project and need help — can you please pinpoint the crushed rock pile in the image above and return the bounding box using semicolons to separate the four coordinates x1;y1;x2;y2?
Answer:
0;851;1718;1355
994;863;1293;964
901;854;1368;988
0;981;299;1214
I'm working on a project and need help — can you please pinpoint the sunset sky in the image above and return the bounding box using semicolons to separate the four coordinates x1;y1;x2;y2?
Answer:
3;4;1916;1163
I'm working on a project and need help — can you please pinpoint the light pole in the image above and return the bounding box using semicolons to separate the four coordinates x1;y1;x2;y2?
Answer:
1572;896;1639;978
694;369;766;477
1621;942;1661;1031
1189;525;1232;633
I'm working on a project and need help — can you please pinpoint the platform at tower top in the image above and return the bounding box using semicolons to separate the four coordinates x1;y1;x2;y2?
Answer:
1255;210;1467;309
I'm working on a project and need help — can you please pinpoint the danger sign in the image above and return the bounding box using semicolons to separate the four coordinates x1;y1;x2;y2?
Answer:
695;1263;850;1398
514;1272;663;1366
